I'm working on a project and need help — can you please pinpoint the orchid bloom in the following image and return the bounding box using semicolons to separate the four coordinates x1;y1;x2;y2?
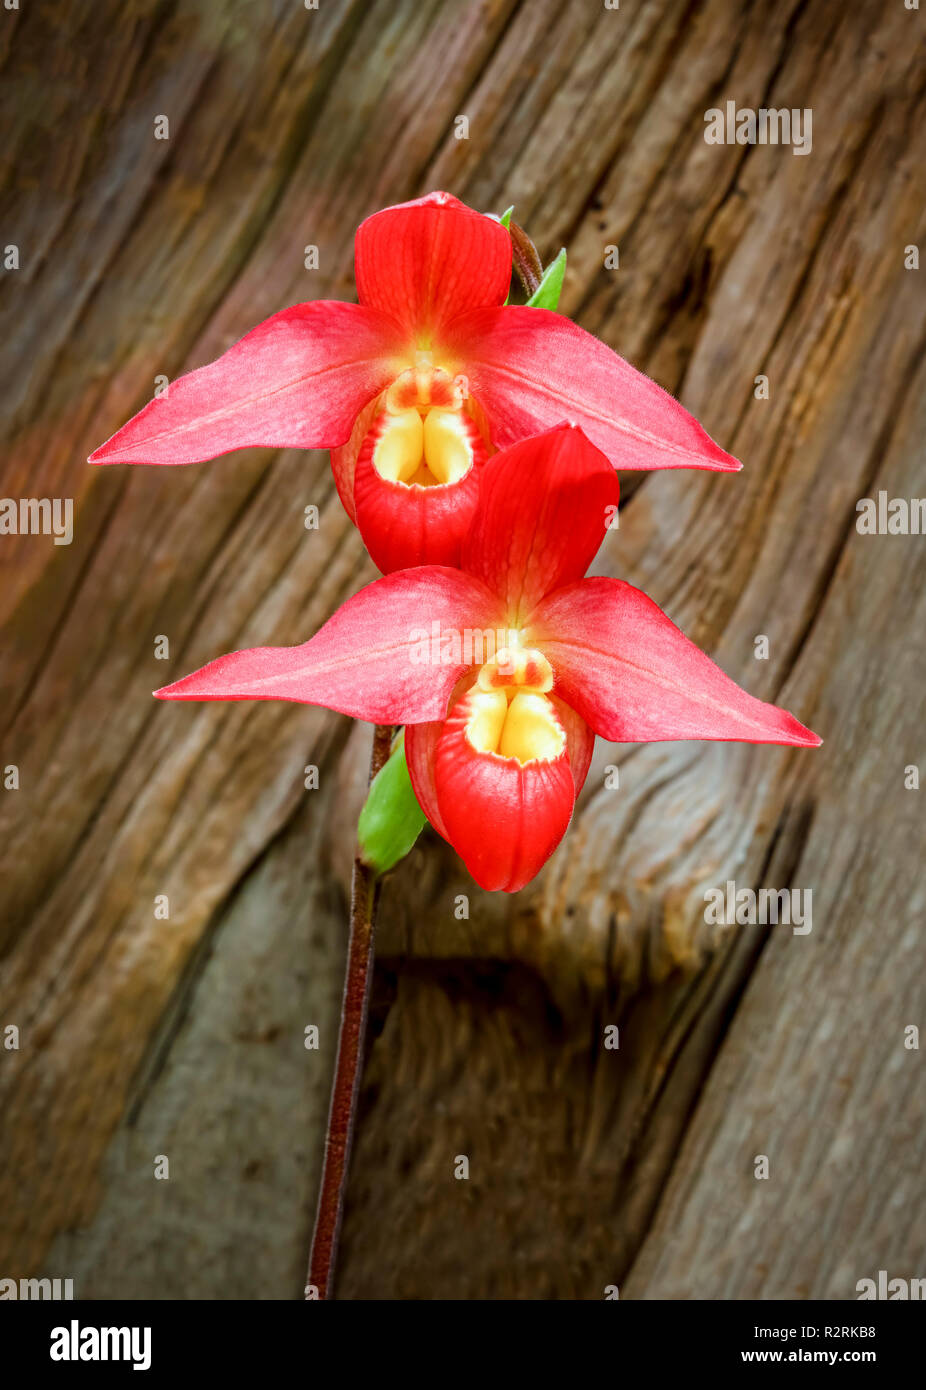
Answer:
90;192;740;574
155;424;819;893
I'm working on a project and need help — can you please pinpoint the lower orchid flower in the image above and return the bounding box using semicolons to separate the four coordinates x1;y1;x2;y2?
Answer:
154;424;820;893
89;192;740;575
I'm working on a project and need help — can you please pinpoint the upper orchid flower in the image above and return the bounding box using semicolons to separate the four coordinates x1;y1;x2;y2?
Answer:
155;424;819;892
90;192;740;574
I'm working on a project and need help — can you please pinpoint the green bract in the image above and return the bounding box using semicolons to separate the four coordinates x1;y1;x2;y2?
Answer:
526;247;566;310
357;731;427;875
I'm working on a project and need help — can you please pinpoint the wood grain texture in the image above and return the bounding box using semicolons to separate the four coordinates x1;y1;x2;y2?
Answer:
1;0;924;1299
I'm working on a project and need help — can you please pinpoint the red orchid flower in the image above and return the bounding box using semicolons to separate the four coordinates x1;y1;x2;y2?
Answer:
89;192;740;575
154;424;819;893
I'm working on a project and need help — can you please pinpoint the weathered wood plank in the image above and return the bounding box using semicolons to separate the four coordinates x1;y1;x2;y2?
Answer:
1;0;924;1299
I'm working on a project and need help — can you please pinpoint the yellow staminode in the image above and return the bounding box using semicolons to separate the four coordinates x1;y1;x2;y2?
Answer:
464;690;565;765
373;357;473;488
422;409;472;484
372;409;423;483
465;647;564;765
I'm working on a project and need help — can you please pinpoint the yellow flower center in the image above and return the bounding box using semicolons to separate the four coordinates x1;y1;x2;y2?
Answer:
465;647;564;764
372;352;477;488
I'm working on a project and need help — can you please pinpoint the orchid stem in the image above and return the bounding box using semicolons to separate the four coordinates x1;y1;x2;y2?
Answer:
307;721;392;1300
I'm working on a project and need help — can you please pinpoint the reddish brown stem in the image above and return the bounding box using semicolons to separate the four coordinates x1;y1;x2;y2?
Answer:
306;721;392;1300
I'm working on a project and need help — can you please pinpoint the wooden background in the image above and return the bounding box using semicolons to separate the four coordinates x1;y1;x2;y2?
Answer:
1;0;925;1299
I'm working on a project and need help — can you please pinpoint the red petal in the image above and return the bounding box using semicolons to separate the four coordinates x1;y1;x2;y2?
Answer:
462;423;619;619
354;192;511;341
529;578;822;746
156;568;501;722
446;306;741;472
432;689;577;892
89;302;403;466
